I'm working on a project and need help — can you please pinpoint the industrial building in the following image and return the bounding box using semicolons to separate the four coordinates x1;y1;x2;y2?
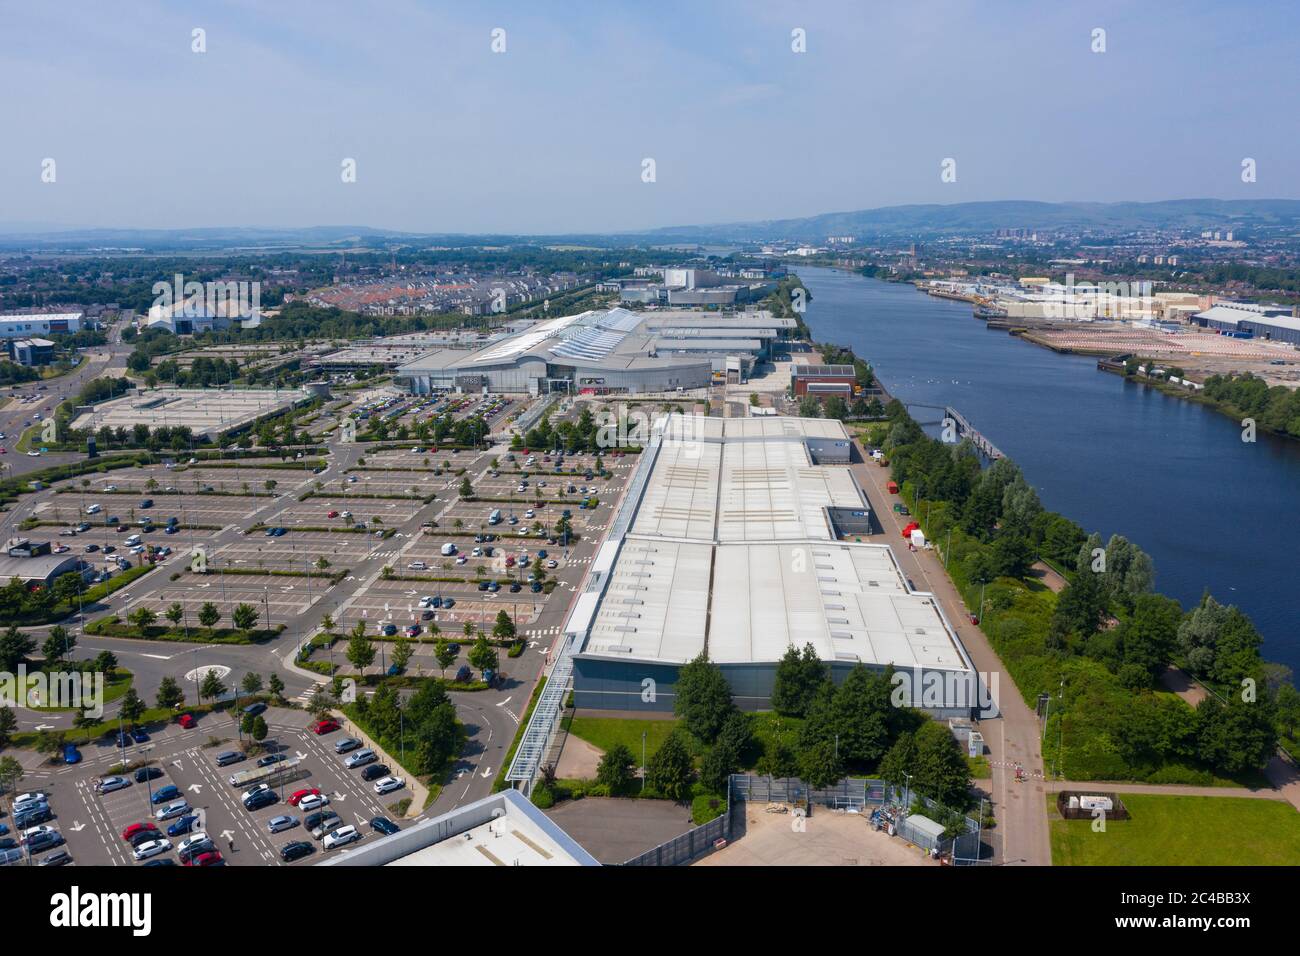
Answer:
10;337;56;366
68;386;308;439
316;789;598;867
0;312;82;339
1191;302;1300;346
562;414;980;717
395;307;795;396
791;364;859;398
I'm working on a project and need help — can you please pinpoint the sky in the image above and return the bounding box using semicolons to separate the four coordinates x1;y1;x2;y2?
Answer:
2;0;1298;234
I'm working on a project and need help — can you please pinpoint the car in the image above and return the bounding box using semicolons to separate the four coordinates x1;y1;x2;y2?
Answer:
39;849;73;867
509;582;522;593
256;753;287;769
547;560;558;569
280;840;315;862
407;561;427;571
121;822;159;843
167;815;200;837
177;839;215;864
361;764;390;782
141;858;176;867
266;815;298;834
84;543;99;553
531;582;542;593
537;549;548;559
27;830;65;854
307;812;342;839
113;731;132;748
310;718;340;735
298;793;329;812
369;816;400;836
154;800;190;821
242;702;267;717
14;806;52;829
477;581;489;592
189;850;224;867
176;832;210;857
130;726;150;743
95;775;130;794
139;499;153;509
150;785;181;805
333;737;362;755
14;792;46;810
344;748;376;769
442;597;455;608
322;825;361;850
288;787;321;806
133;838;170;861
243;789;278;812
327;510;340;518
380;622;397;636
26;451;40;458
176;712;196;729
134;765;163;783
372;775;405;795
215;750;244;767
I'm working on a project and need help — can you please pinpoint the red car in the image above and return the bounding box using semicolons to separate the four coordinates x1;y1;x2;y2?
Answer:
310;718;340;735
288;787;320;806
176;713;196;729
187;850;224;867
121;822;159;842
327;510;340;518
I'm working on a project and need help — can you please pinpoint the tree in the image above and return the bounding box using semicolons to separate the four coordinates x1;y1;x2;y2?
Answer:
646;729;694;801
0;706;17;750
198;602;221;629
596;743;636;795
434;639;457;677
877;731;919;789
797;737;844;789
165;603;185;627
347;628;376;672
459;476;473;499
128;606;157;630
119;688;146;725
911;721;972;808
391;636;413;674
199;668;227;703
240;671;263;695
492;609;516;642
267;673;285;702
251;715;268;743
42;626;73;664
673;652;734;743
93;649;118;673
0;625;35;671
771;643;826;717
1177;596;1264;686
1194;696;1277;775
468;636;499;680
231;603;260;632
156;676;184;709
700;715;749;794
0;754;25;792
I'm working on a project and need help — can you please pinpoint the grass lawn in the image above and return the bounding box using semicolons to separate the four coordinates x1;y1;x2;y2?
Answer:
31;667;133;711
567;715;680;762
1049;793;1300;866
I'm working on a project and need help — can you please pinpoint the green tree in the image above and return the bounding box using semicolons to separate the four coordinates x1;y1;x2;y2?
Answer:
646;729;694;801
468;636;499;679
232;603;260;632
491;609;516;642
240;671;263;695
267;673;285;702
391;636;413;674
199;668;227;703
434;639;457;677
596;743;636;795
156;675;184;709
347;627;376;672
911;721;972;808
0;625;35;671
165;603;185;627
0;706;17;750
119;688;146;726
42;626;73;664
797;737;844;789
770;643;825;718
251;715;268;743
198;602;221;629
128;606;157;630
673;652;734;743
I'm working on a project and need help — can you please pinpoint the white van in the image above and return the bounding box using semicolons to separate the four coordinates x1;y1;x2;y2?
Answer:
440;542;457;557
488;509;502;525
84;503;101;515
125;534;141;547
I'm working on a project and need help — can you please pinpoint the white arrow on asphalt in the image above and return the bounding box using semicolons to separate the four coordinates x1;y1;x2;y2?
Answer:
172;759;183;769
34;723;54;731
296;751;307;760
495;697;512;707
221;829;234;840
332;792;346;801
188;783;203;794
70;821;86;832
479;767;492;778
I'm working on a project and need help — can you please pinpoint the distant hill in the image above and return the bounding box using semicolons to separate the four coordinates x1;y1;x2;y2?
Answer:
634;199;1300;242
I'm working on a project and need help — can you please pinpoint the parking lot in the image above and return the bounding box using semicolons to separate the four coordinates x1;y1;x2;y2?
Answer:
19;708;409;867
122;573;320;627
330;575;551;635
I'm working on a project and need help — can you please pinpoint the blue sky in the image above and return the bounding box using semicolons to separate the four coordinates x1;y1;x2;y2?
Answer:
2;0;1297;233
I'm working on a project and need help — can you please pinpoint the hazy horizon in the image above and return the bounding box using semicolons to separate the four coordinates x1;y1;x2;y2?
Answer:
4;0;1297;233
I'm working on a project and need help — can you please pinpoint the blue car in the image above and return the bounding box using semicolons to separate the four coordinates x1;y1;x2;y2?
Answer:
167;814;199;836
114;732;132;748
62;743;82;765
151;785;180;805
130;727;150;743
0;824;9;837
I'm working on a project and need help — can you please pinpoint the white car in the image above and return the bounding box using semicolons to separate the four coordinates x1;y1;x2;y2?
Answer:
95;775;130;794
322;825;361;850
524;510;535;519
132;838;171;861
418;596;435;608
154;800;190;821
407;561;427;571
14;792;47;809
298;793;330;812
176;832;209;856
547;560;558;569
372;776;405;795
22;823;57;842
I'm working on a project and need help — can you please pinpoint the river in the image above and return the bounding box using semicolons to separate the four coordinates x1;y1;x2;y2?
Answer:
795;265;1300;675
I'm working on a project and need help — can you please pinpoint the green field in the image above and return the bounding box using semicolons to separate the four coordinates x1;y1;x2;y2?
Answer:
566;715;681;762
1050;793;1300;866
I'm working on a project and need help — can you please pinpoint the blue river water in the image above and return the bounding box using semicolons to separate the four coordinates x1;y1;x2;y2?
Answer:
796;265;1300;675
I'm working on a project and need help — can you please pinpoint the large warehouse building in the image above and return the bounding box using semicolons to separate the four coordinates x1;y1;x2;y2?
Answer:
394;307;795;395
562;414;981;718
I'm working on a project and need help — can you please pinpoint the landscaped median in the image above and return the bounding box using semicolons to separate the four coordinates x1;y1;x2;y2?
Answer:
85;616;285;645
0;563;157;627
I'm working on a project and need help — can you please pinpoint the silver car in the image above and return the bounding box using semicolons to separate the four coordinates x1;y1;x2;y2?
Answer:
266;815;298;834
154;799;190;821
344;749;376;769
